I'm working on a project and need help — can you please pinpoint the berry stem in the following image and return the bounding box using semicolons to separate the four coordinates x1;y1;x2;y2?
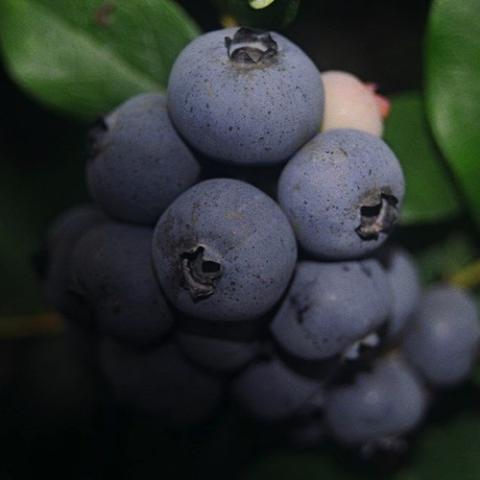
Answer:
0;312;64;339
180;246;223;301
449;259;480;290
220;14;238;28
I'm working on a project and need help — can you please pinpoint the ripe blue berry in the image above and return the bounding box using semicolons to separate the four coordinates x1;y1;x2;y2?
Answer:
231;354;324;422
87;93;200;225
271;259;391;361
40;204;106;324
100;339;223;424
152;178;297;322
177;330;259;374
167;27;324;166
379;246;421;341
71;222;174;345
278;129;405;259
402;285;480;387
325;355;427;447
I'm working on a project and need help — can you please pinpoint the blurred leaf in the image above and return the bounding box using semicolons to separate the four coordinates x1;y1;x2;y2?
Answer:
414;230;477;285
394;413;480;480
245;451;359;480
0;0;199;121
246;410;480;480
473;370;480;388
425;0;480;229
474;290;480;386
449;259;480;290
0;161;45;315
0;133;86;316
215;0;300;29
384;92;461;225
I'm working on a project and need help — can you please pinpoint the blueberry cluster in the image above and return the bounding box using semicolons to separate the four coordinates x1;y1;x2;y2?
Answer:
39;27;479;452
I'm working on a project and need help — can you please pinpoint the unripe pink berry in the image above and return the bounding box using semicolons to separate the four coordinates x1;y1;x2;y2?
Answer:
321;71;389;136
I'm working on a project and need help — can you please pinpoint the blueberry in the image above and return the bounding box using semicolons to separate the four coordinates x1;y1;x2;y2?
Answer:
271;259;391;361
325;355;427;448
231;354;325;422
379;246;421;341
167;27;324;166
39;205;106;324
402;285;480;387
278;129;405;259
177;329;259;374
87;93;200;225
71;222;174;345
100;338;223;424
152;178;297;322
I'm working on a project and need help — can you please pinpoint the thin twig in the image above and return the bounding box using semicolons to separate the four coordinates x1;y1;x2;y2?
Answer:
0;312;64;339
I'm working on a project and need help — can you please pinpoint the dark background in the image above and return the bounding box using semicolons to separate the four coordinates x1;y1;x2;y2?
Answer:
0;1;433;478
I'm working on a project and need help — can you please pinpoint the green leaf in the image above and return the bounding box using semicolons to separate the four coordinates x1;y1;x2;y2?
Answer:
425;0;480;229
216;0;300;29
384;92;461;225
0;0;199;121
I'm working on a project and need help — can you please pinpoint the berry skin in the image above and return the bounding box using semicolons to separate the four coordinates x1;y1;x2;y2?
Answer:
402;285;480;387
321;71;388;136
325;355;427;447
100;338;223;424
271;259;391;361
278;129;405;259
379;246;421;341
38;205;106;324
167;27;324;166
177;330;259;374
71;222;174;345
231;354;324;422
87;93;200;225
152;178;297;322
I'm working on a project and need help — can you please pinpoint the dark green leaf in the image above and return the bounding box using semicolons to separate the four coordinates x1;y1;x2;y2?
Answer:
246;410;480;480
414;231;477;285
425;0;480;229
246;451;360;480
474;291;480;384
0;161;45;315
215;0;300;29
394;413;480;480
384;92;461;225
0;0;199;121
0;133;86;315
